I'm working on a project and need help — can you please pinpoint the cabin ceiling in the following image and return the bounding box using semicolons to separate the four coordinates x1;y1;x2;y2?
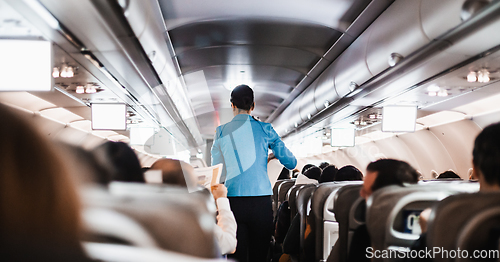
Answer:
157;0;373;129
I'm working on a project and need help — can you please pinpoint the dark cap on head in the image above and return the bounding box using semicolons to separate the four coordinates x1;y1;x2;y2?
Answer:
230;85;254;111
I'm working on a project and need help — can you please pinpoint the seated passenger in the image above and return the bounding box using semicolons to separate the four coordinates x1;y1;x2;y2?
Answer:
150;158;197;191
334;165;363;182
319;161;330;170
152;159;237;256
93;141;145;183
436;170;461;179
211;184;238;255
347;159;419;262
319;165;338;183
406;123;500;262
278;167;292;180
0;104;91;261
295;166;321;185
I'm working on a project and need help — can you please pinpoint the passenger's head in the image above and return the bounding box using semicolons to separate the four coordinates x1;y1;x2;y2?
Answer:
278;167;291;180
360;159;419;200
319;162;330;170
230;85;254;112
303;166;322;181
472;123;500;190
93;141;144;183
301;164;315;174
0;105;82;247
334;165;363;182
319;165;338;183
437;170;461;179
150;158;197;191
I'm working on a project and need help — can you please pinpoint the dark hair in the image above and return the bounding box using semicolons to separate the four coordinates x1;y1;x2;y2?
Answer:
473;123;500;186
93;141;144;183
230;85;254;111
319;162;330;170
367;159;418;192
334;165;363;182
304;166;322;181
319;165;338;183
278;167;291;180
437;170;461;179
301;164;315;174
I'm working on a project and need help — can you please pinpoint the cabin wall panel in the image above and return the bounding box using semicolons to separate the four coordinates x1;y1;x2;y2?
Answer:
428;120;480;178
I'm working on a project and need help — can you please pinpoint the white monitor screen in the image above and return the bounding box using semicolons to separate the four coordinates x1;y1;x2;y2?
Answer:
331;128;355;147
0;40;52;91
130;127;155;145
91;103;127;130
382;106;417;132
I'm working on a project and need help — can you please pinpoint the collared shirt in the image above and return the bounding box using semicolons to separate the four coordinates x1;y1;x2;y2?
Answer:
211;114;297;197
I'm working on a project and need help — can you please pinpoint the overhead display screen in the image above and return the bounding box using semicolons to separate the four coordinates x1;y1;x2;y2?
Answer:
91;103;127;130
382;105;417;132
331;128;355;147
0;40;52;91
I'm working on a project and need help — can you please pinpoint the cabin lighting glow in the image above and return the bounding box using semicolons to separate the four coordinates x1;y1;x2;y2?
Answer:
467;71;477;82
76;85;85;94
85;84;97;94
60;64;74;78
427;85;440;92
477;69;490;83
428;91;437;97
52;67;60;78
331;128;355;147
437;89;448;97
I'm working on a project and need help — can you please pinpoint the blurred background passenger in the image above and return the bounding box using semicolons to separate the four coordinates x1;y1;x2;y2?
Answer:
0;104;91;261
301;164;315;174
318;165;338;183
93;141;144;183
347;159;419;262
211;184;237;255
277;167;292;180
319;161;330;170
334;165;364;182
437;170;461;179
295;166;321;185
150;158;198;191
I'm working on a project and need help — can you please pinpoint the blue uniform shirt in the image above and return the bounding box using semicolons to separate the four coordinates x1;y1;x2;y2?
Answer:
211;114;297;197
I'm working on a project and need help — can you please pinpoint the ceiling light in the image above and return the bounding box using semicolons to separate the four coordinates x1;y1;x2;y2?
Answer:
294;123;298;128
427;84;440;92
467;71;477;82
428;91;437;97
76;85;84;94
354;120;360;125
360;121;367;126
85;84;97;94
437;89;448;97
377;114;383;119
369;114;376;119
52;67;60;78
307;114;312;120
65;66;74;78
478;69;490;83
349;81;358;92
324;101;330;108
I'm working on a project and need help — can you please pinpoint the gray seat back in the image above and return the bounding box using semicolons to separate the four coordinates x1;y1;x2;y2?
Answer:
427;191;500;262
311;182;362;261
273;179;291;217
295;185;318;261
328;184;363;262
83;186;219;258
278;180;295;208
366;182;479;257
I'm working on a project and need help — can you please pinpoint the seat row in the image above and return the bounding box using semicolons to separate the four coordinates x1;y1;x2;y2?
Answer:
273;177;500;262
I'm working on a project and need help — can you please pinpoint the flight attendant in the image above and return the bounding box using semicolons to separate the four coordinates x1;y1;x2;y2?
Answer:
211;85;297;262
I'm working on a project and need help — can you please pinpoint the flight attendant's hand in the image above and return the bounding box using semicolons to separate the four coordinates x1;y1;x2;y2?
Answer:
211;184;228;200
